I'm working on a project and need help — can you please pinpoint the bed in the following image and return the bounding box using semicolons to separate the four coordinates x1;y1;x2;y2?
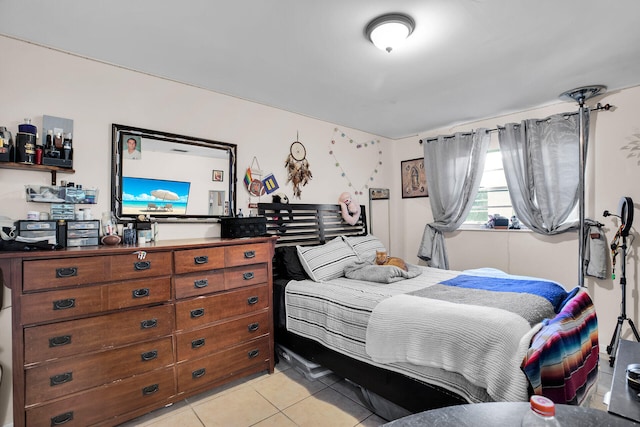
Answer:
257;202;599;416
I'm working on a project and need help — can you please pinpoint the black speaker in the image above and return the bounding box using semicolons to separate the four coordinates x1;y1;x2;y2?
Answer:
220;216;267;238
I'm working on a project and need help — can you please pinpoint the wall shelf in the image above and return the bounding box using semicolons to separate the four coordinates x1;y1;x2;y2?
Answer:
0;162;75;185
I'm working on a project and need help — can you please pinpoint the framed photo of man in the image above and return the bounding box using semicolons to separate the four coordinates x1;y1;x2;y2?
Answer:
123;135;142;160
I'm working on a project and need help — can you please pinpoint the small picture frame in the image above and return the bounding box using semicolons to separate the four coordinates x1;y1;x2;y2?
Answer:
212;170;224;182
123;135;142;160
401;158;428;198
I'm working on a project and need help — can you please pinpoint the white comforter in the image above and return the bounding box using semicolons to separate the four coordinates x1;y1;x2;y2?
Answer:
366;294;541;401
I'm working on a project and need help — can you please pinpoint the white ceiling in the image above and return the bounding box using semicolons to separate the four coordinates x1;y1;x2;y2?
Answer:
2;1;640;139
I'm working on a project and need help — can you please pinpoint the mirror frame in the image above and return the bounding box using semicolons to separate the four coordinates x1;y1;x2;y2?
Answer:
111;124;237;223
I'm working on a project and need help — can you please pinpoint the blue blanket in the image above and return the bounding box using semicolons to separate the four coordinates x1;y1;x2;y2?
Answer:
440;274;569;313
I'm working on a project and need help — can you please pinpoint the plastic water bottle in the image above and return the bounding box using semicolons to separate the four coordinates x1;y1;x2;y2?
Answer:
521;395;561;426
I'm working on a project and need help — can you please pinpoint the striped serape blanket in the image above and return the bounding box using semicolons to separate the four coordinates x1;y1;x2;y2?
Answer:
521;288;599;405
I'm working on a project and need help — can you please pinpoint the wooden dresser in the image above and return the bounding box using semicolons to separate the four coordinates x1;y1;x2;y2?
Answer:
0;236;277;427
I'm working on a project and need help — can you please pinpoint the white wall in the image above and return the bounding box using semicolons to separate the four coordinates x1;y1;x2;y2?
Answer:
2;33;640;426
0;35;392;426
392;86;640;373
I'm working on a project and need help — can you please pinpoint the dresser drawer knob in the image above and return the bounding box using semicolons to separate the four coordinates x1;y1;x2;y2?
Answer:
50;411;74;425
194;278;208;288
140;318;158;329
247;296;259;305
244;250;256;259
248;349;260;359
190;308;205;318
50;372;73;386
194;255;209;265
248;322;260;332
53;298;76;311
141;350;158;361
142;384;159;396
134;260;151;271
132;288;150;298
242;271;255;280
192;368;206;379
49;335;72;348
55;267;78;278
191;338;206;349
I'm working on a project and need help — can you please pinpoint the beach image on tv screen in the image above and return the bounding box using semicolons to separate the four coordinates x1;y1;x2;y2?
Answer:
122;177;191;215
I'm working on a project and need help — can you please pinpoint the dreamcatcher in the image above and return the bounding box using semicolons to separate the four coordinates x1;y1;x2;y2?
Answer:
285;138;312;198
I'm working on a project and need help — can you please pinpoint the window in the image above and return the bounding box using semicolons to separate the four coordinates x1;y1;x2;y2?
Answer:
465;148;515;226
465;133;578;229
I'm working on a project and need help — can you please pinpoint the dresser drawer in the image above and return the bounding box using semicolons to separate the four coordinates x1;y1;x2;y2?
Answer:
177;337;270;393
174;270;224;299
23;257;109;292
107;277;171;310
225;243;271;267
24;304;174;364
175;310;269;361
25;337;174;405
26;367;176;427
20;277;171;325
109;251;173;281
21;286;103;325
174;285;269;331
174;247;225;274
224;263;268;290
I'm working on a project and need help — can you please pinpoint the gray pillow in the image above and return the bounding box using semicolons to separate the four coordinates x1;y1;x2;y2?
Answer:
297;237;359;282
343;234;386;262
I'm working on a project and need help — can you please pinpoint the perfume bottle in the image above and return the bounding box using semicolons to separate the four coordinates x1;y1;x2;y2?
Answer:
63;133;72;161
46;130;59;158
54;132;63;149
0;126;14;162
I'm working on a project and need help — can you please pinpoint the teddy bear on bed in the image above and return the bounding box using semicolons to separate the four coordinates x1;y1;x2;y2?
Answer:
338;192;361;226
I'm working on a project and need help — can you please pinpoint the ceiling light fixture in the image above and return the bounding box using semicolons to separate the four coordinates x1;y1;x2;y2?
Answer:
365;13;415;53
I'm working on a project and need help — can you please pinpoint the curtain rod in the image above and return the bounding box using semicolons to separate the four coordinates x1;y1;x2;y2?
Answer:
419;102;613;144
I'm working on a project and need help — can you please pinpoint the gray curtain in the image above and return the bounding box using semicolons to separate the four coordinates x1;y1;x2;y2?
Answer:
498;111;588;234
417;129;490;269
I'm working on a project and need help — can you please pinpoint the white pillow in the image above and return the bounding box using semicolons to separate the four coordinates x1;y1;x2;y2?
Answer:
343;235;386;262
297;237;359;282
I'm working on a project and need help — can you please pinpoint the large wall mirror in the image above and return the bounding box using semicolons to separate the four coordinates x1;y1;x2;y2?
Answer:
111;124;237;222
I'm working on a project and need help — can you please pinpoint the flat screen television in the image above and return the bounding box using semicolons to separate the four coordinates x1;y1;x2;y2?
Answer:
121;176;191;216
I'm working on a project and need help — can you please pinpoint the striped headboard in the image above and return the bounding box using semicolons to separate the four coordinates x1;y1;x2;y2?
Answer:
257;203;367;246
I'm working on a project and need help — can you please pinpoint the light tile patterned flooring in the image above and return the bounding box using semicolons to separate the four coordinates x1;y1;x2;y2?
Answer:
119;355;614;427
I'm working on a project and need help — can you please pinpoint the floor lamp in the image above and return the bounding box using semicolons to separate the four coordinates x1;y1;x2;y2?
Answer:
559;85;606;288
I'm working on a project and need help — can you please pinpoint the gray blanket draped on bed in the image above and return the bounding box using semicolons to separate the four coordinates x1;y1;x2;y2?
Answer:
344;260;422;283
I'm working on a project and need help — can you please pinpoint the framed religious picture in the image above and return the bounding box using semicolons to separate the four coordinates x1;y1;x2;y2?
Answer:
401;158;428;198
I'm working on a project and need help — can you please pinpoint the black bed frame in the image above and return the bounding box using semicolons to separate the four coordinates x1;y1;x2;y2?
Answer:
257;202;467;414
257;202;368;246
